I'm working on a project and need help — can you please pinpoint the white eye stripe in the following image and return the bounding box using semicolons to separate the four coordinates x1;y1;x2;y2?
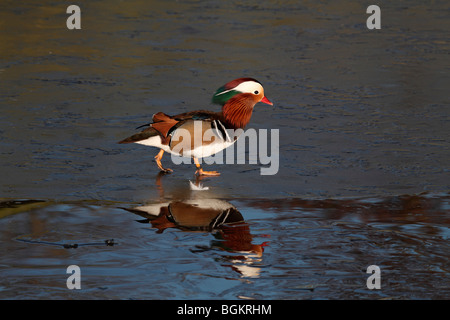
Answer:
215;81;263;96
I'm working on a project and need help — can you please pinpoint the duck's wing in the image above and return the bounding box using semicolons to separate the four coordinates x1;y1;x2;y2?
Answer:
118;110;224;145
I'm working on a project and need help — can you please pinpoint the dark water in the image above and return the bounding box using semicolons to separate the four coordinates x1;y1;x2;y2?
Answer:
1;192;449;299
0;0;449;299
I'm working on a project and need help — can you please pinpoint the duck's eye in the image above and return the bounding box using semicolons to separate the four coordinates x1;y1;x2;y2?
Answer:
254;90;259;94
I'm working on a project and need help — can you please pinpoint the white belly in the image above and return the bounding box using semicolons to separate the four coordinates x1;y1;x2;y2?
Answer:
182;139;236;158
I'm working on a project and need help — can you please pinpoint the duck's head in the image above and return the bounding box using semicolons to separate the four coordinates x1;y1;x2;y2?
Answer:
212;77;273;107
212;78;273;129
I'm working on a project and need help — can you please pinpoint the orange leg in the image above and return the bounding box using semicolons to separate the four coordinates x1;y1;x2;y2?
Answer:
154;149;173;173
194;157;220;176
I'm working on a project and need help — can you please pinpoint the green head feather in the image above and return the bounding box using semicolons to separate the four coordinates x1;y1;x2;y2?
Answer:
212;87;239;106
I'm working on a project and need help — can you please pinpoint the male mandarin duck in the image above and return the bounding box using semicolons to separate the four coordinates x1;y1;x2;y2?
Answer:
118;77;272;176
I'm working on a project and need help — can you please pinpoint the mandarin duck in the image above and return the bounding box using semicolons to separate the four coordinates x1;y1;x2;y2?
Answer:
118;78;272;176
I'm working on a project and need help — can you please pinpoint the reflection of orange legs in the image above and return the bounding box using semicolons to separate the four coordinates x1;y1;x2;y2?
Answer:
194;157;220;176
155;171;167;199
154;149;173;173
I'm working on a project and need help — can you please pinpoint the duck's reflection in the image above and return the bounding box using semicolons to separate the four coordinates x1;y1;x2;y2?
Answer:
123;176;268;278
125;199;243;233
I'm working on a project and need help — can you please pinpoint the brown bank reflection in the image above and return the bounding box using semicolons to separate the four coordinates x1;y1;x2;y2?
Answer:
122;175;268;278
